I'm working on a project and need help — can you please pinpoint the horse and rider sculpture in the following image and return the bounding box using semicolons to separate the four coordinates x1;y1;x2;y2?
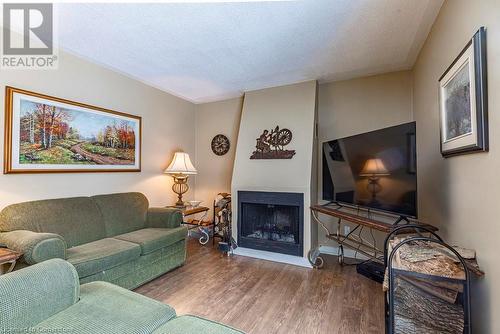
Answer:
250;126;296;159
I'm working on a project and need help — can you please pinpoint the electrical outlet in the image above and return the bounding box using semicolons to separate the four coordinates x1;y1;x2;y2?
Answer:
344;225;351;236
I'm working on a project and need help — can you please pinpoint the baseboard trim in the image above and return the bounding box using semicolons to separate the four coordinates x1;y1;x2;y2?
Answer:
232;245;369;268
319;245;369;261
233;247;313;268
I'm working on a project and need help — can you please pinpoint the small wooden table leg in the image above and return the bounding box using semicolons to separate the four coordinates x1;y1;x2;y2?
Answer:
0;260;17;275
6;260;16;273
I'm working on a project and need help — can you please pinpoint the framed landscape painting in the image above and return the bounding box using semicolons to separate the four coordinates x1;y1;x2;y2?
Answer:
4;86;141;173
438;27;488;157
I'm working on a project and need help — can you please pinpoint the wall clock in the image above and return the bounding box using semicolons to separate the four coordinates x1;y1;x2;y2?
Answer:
211;134;230;156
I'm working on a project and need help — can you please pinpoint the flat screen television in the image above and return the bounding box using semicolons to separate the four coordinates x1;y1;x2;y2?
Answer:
322;122;417;217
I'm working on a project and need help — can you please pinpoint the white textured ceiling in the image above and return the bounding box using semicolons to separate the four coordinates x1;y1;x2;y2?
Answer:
56;0;443;103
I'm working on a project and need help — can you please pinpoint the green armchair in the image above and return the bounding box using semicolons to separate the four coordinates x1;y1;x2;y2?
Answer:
0;259;244;334
0;258;80;330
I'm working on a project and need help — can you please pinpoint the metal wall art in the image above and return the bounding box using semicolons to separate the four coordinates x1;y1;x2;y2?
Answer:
250;125;295;159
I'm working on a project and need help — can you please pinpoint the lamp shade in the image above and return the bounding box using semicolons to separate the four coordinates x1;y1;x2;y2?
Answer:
359;158;389;176
164;152;197;175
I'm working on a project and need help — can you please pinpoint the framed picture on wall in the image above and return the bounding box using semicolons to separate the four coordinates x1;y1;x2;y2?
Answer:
438;27;488;157
4;86;141;173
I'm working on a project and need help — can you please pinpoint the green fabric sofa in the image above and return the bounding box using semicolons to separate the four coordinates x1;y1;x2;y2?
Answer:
0;192;187;289
0;259;244;334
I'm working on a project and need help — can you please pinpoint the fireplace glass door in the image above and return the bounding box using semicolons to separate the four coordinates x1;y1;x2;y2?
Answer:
238;191;304;256
240;203;299;246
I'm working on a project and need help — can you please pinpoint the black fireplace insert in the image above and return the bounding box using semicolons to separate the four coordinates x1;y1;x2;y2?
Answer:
238;191;303;256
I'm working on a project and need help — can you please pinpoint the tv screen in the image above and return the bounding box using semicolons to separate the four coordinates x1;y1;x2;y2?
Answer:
322;122;417;217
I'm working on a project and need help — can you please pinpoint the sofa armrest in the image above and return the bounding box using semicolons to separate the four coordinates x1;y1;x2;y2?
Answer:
0;258;80;330
0;230;66;265
146;208;183;229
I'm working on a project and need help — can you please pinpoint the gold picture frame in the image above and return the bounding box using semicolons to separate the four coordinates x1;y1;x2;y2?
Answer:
4;86;142;173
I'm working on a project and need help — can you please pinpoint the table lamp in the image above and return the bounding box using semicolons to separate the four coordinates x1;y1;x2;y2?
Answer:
164;152;197;207
359;158;389;203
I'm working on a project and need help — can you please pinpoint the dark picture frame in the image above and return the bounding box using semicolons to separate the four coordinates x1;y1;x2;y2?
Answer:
438;27;488;157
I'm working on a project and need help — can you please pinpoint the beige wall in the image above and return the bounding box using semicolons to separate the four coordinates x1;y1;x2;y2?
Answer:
0;50;196;208
317;71;414;248
194;73;413;253
318;71;413;143
194;97;243;217
231;81;317;257
413;1;500;332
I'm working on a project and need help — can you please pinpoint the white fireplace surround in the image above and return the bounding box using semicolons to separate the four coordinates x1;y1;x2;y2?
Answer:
231;81;317;266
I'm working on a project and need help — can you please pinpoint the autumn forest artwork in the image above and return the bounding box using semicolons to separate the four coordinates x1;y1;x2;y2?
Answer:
5;87;141;173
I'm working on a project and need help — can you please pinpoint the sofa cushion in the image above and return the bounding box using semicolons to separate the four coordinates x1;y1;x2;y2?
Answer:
35;281;176;334
92;192;149;237
79;240;187;290
114;227;187;255
0;197;105;248
153;315;245;334
67;238;141;278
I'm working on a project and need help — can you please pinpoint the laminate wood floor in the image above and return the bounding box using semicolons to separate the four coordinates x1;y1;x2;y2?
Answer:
135;239;385;334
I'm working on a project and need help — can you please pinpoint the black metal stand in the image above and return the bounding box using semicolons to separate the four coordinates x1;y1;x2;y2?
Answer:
212;200;224;246
213;194;233;255
384;229;471;334
383;225;442;333
392;215;411;225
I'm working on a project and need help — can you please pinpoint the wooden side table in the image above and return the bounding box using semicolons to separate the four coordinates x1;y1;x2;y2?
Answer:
168;206;213;245
0;248;22;275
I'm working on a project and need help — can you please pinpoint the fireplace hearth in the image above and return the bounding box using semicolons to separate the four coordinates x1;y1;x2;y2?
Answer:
238;191;303;256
